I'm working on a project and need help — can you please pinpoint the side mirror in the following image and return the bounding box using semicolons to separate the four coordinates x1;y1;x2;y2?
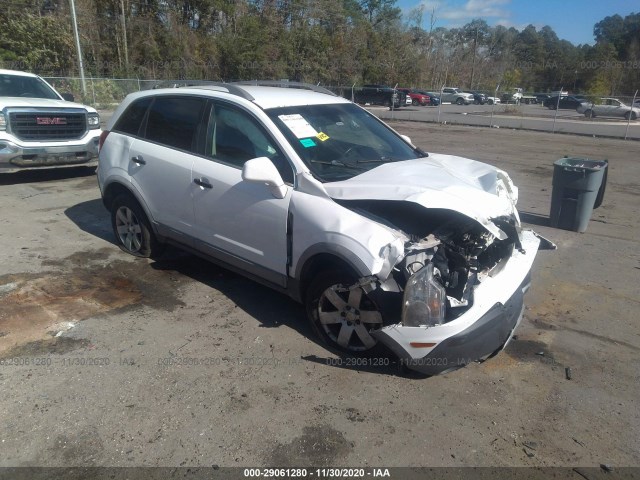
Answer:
400;134;414;147
242;157;288;199
61;93;75;102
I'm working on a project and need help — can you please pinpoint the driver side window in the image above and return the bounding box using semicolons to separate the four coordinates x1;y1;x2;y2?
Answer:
208;104;294;184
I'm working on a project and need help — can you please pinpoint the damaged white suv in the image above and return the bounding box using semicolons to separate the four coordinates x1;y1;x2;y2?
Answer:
98;81;551;375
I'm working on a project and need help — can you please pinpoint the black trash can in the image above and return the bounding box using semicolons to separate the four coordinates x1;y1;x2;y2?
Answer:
549;157;608;232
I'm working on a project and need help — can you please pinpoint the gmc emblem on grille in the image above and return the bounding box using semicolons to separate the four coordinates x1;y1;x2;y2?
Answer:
36;117;67;125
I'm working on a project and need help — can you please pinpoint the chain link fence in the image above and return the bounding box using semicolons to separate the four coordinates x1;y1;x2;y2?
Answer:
42;77;639;139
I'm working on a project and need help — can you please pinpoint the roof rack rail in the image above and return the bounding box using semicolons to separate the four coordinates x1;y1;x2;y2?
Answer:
232;80;337;97
152;81;255;101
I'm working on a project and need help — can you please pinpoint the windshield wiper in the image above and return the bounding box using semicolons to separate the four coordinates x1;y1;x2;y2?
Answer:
310;159;365;171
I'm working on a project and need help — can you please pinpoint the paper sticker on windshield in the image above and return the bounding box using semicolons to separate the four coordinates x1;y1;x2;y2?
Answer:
300;138;316;148
278;114;318;139
316;132;330;142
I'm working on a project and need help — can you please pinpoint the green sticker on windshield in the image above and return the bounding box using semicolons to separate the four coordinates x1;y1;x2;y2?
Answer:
300;138;316;148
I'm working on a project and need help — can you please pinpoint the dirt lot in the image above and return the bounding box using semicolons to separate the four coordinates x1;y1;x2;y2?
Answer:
0;123;638;470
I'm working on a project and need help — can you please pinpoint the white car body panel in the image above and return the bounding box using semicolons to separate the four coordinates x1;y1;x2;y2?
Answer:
323;154;518;238
191;157;292;283
289;191;406;280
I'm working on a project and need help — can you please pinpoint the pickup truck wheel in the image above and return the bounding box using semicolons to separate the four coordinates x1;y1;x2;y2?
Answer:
306;271;383;355
456;97;464;105
110;194;162;258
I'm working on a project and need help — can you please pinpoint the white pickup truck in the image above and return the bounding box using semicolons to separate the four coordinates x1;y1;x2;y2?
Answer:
0;69;101;173
440;87;475;105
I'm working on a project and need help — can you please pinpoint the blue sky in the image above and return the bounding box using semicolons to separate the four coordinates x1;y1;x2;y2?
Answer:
398;0;638;45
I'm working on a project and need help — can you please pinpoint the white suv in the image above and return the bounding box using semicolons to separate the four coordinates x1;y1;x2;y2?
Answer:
98;81;551;375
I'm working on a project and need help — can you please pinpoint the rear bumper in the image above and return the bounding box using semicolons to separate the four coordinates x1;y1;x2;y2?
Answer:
0;133;100;173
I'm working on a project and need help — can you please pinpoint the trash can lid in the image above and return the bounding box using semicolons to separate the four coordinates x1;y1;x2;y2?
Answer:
554;157;608;170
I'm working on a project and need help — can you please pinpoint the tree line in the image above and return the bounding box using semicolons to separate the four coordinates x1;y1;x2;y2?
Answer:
1;0;639;96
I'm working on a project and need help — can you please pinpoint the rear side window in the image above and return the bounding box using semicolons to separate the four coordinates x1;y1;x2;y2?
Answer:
145;96;207;152
113;97;152;136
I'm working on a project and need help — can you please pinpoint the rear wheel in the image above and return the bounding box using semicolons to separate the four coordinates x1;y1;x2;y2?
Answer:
110;193;163;258
306;271;383;355
487;99;494;105
584;109;595;118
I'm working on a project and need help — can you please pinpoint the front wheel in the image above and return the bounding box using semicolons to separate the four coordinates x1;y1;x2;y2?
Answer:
306;271;383;355
412;99;419;106
110;194;163;258
584;110;594;118
456;97;464;105
624;111;637;120
487;99;494;105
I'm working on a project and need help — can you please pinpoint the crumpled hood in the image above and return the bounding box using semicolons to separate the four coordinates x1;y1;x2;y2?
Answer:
0;97;96;112
323;153;518;238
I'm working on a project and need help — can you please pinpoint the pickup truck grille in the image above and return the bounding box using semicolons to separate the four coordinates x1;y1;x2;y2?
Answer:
9;112;87;141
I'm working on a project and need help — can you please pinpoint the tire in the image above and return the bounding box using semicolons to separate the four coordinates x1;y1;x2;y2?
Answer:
412;99;419;106
456;97;464;105
110;193;163;258
547;104;556;110
487;99;494;105
474;99;479;105
624;111;637;120
306;270;384;355
584;110;594;118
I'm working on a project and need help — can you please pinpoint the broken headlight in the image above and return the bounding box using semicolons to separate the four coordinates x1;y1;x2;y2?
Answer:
401;263;446;327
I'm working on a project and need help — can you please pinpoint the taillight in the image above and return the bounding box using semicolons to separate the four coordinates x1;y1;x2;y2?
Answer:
98;130;110;152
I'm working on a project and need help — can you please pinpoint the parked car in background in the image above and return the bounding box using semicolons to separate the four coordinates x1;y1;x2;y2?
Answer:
98;81;550;375
577;97;640;120
440;87;474;105
543;95;585;110
352;84;406;109
485;95;501;105
0;69;101;173
398;88;430;106
468;91;487;105
534;93;551;104
416;90;440;106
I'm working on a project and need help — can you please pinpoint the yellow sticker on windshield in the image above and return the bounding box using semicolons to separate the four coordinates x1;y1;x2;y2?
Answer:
316;132;330;142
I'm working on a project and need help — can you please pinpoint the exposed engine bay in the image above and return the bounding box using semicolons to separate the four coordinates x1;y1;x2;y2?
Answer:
338;200;522;322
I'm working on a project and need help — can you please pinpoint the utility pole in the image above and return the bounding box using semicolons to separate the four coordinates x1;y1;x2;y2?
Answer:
69;0;86;96
121;0;129;72
470;26;479;89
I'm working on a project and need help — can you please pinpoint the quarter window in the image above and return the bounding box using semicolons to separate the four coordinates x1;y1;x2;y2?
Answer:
113;97;153;136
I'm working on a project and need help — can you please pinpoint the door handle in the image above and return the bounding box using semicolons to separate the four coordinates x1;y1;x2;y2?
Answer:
194;178;213;189
131;155;146;165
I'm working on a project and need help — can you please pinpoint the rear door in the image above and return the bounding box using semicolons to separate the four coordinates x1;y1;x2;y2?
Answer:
127;95;208;242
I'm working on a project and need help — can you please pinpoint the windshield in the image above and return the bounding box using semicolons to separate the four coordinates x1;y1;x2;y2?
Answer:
0;74;61;100
266;103;424;182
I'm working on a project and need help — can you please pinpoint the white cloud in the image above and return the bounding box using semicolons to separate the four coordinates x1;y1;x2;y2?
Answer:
418;0;512;24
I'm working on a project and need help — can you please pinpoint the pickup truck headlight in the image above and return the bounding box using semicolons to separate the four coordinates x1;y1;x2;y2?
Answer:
402;263;446;327
87;113;100;129
0;113;6;131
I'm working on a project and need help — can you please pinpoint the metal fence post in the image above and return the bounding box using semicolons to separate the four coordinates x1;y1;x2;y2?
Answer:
624;89;638;140
552;86;563;134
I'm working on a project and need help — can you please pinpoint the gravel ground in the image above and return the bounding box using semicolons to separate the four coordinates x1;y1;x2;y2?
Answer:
0;123;638;470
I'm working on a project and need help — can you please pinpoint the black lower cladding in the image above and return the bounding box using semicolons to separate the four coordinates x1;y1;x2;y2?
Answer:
400;272;530;375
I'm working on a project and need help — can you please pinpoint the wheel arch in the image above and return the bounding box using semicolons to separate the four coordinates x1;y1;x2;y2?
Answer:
102;180;159;237
294;249;369;303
